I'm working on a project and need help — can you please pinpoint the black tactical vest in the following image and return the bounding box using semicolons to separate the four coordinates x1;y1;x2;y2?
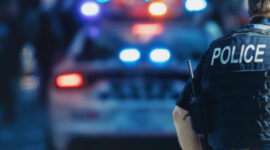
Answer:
202;17;270;149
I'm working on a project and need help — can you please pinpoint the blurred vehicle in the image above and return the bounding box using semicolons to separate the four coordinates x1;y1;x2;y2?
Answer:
48;1;212;150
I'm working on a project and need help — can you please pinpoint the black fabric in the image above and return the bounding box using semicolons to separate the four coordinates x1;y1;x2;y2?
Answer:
188;91;214;134
251;17;270;26
176;79;193;111
176;17;270;149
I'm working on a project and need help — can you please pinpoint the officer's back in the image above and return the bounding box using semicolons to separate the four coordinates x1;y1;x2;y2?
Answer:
207;18;270;150
173;1;270;150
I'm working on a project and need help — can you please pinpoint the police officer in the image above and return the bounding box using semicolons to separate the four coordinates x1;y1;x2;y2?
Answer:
173;0;270;150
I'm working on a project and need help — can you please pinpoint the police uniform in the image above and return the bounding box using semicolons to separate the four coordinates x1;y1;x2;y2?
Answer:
176;17;270;150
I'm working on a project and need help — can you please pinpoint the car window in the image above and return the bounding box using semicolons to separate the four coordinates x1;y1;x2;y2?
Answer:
76;36;115;61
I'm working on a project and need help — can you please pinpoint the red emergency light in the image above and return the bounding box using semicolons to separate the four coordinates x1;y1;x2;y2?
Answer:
148;2;168;17
132;23;163;36
56;73;83;88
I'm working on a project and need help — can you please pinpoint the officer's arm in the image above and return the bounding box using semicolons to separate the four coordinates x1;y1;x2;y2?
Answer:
173;50;209;150
173;106;203;150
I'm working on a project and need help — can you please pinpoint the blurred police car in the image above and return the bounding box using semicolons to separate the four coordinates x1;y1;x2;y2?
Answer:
48;0;213;150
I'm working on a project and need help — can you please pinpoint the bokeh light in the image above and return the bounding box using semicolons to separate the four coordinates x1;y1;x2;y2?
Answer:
148;2;168;16
185;0;208;12
132;23;163;36
150;48;171;63
81;2;100;16
119;48;141;63
56;73;83;88
96;0;110;3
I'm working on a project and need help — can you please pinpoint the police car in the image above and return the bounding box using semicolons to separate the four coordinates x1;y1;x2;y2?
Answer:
48;1;213;150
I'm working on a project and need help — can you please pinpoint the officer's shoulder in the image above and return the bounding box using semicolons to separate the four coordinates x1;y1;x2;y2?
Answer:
212;27;270;45
210;30;238;45
204;30;242;58
209;27;262;46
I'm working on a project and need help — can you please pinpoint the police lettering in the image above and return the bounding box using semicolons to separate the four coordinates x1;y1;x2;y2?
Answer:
211;44;266;66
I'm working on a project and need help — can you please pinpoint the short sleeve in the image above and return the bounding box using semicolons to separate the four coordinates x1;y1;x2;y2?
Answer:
175;51;209;111
176;79;193;111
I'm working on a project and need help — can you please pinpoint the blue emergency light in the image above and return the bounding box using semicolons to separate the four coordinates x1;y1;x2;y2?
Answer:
80;2;100;16
119;48;141;63
96;0;109;3
185;0;208;12
150;48;171;63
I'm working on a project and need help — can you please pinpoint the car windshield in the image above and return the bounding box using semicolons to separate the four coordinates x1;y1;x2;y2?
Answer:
76;37;115;61
75;20;208;63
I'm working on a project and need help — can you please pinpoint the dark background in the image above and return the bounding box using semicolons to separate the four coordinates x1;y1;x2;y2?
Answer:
0;0;249;150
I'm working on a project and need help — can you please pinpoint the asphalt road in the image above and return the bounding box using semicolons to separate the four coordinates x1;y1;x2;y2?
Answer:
0;77;48;150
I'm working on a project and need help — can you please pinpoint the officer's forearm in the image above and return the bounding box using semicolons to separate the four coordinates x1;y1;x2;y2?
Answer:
173;106;203;150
